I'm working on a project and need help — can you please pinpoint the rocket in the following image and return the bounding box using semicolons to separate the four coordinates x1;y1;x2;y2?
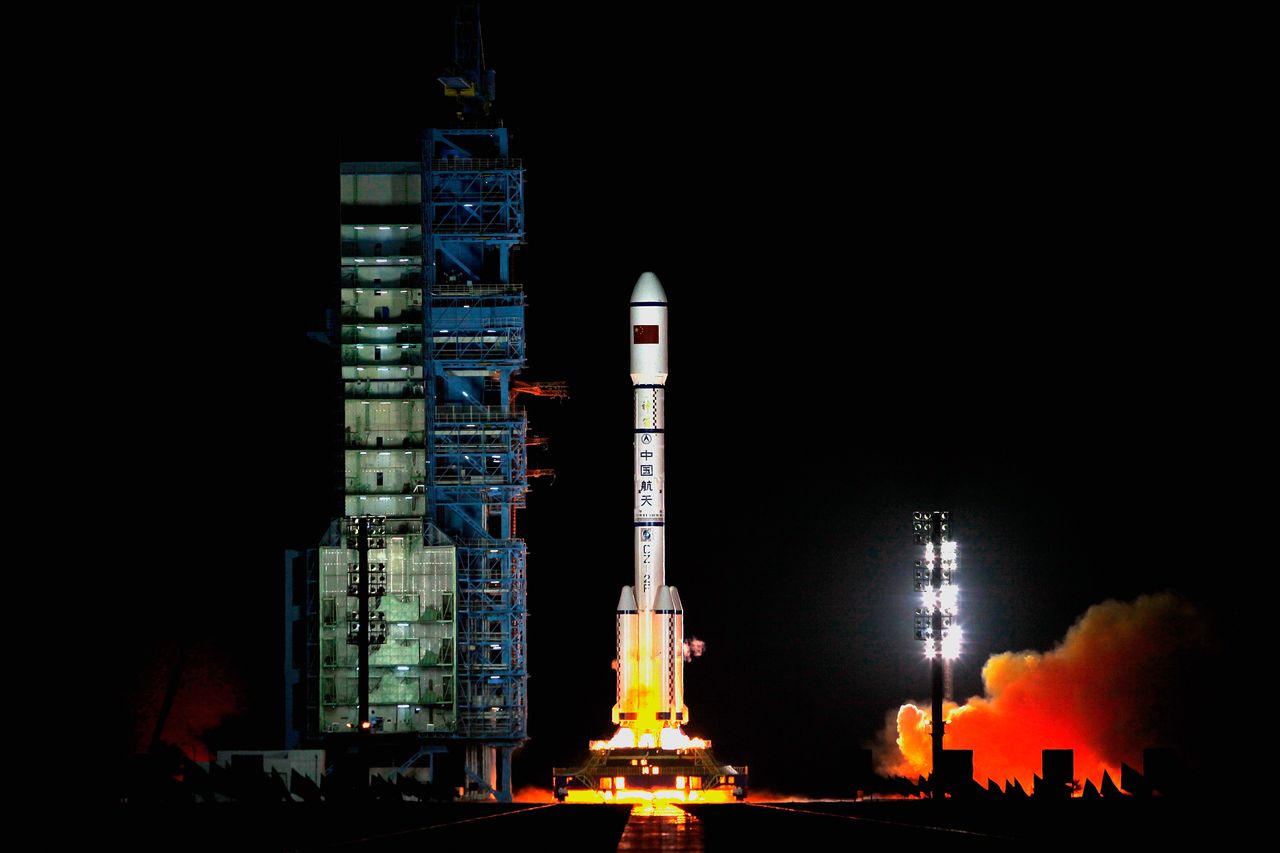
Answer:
612;272;687;741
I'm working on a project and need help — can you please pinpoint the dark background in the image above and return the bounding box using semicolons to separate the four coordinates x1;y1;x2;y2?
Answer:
111;5;1251;795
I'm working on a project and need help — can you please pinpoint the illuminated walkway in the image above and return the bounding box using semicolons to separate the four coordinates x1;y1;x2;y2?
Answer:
617;804;705;852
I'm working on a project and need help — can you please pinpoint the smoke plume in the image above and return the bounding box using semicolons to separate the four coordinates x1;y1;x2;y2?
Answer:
876;592;1214;788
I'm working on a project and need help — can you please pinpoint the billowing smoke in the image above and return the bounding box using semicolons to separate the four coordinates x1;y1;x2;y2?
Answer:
683;637;706;662
876;593;1214;788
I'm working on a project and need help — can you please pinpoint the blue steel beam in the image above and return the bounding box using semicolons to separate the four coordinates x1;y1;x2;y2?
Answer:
422;124;528;756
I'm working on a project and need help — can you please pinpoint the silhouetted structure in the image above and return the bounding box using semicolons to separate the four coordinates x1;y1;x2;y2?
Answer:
939;750;974;797
1039;749;1074;798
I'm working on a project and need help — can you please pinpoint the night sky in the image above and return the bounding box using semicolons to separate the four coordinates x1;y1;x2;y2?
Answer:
114;6;1247;795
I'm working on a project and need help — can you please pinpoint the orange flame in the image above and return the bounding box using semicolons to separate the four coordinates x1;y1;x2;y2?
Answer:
877;593;1210;790
562;787;735;805
591;727;708;751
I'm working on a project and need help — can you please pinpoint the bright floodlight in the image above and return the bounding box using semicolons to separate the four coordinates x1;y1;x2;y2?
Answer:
939;585;958;612
912;510;961;661
941;627;962;660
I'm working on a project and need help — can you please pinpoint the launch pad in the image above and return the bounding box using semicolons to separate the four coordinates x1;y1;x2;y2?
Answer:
552;744;747;803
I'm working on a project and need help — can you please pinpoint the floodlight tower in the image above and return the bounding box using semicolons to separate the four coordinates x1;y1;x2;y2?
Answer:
913;510;959;796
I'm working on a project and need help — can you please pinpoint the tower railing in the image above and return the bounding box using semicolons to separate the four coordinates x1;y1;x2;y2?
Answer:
341;306;425;323
435;405;526;423
431;282;523;298
430;158;522;170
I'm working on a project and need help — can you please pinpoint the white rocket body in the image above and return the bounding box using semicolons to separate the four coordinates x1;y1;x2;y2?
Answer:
613;273;687;734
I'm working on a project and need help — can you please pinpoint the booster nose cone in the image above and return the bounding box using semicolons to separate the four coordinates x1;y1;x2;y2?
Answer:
617;586;637;613
630;272;667;304
654;585;674;612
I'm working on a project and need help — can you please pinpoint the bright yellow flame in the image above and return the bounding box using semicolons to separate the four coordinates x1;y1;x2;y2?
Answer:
612;788;691;803
633;801;685;816
593;728;637;750
658;728;707;750
595;726;708;752
563;784;737;804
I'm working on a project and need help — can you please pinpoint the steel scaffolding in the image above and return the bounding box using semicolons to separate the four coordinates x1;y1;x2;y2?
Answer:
423;126;529;797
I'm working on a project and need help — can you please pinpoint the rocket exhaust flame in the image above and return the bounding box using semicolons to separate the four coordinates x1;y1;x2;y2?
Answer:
590;728;708;752
877;593;1213;790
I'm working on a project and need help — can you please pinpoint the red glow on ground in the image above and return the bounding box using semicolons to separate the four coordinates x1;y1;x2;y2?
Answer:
132;642;245;762
513;786;558;803
630;801;686;816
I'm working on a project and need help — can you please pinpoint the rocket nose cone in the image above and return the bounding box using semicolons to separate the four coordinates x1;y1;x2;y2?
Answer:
631;272;667;304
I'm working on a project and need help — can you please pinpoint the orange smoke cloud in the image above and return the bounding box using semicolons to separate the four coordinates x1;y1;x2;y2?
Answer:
877;593;1211;789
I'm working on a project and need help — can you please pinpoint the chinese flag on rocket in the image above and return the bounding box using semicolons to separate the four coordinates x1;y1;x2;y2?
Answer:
633;325;659;344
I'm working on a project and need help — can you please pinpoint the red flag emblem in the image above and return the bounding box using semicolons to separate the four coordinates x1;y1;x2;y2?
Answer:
633;325;659;344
